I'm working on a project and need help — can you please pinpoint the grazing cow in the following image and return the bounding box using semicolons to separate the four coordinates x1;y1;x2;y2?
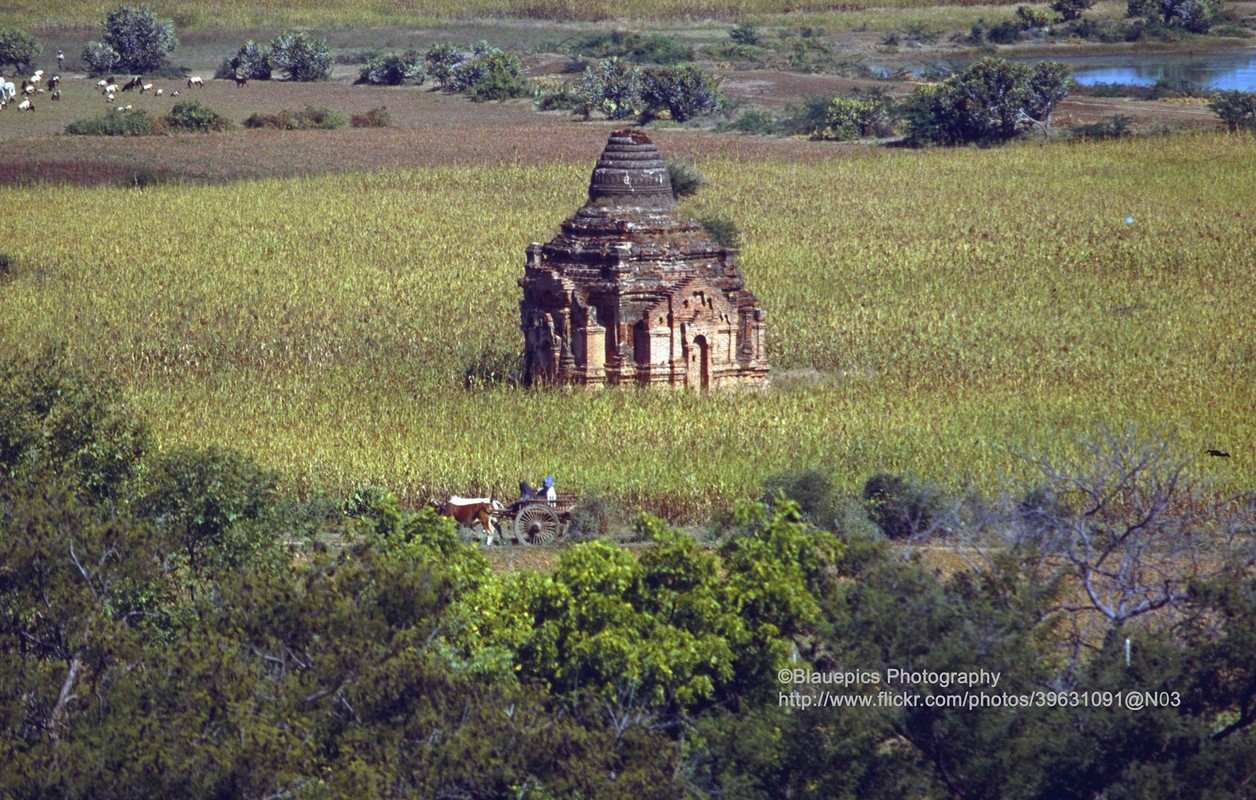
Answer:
433;496;502;543
1;82;14;101
17;98;32;112
140;82;153;93
122;76;142;92
233;74;248;88
187;76;204;88
103;83;119;95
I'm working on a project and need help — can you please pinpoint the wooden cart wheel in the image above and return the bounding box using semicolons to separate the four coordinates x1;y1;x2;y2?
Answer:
515;503;560;545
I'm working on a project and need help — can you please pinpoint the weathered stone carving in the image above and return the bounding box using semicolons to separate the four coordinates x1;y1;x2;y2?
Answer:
520;129;769;389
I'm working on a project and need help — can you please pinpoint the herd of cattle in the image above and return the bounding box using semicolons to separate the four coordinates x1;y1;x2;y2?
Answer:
0;68;233;113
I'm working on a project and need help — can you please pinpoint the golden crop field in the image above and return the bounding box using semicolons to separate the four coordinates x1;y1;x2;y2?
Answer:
1;132;1252;515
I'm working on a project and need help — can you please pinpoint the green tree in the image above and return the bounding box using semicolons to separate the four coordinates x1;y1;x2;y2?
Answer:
905;57;1074;145
0;27;41;73
423;42;463;88
101;4;177;73
1210;90;1256;131
0;346;148;506
448;41;529;101
134;446;283;581
269;30;331;81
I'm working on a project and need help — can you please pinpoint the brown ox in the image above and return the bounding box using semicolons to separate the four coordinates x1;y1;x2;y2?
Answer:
432;495;501;544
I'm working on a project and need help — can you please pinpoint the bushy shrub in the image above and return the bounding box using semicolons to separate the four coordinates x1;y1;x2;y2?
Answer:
357;50;424;85
640;63;723;122
812;95;894;141
270;30;332;81
450;42;529;101
761;469;840;527
65;108;161;136
862;472;949;540
729;23;762;45
165;100;234;132
1210;90;1256;131
578;57;643;119
243;106;344;130
666;157;704;198
776;95;832;136
533;81;587;114
568;493;616;540
227;39;272;80
723;108;777;135
351;106;392;127
1128;0;1220;30
424;42;463;88
424;41;529;101
102;4;177;72
569;31;693;65
81;40;121;75
0;27;41;73
1050;0;1094;20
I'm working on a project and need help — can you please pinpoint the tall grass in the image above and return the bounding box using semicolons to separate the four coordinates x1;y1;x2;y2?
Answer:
0;133;1251;515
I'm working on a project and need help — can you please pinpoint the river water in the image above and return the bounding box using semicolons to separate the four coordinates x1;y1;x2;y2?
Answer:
1053;50;1256;90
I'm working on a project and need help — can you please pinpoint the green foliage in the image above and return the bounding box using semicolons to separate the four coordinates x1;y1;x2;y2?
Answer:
454;45;530;101
101;4;177;73
569;31;693;65
905;57;1074;145
1128;0;1220;29
80;40;120;75
134;446;282;578
1210;90;1256;131
0;27;41;73
356;49;424;85
243;106;345;130
729;22;763;45
423;41;463;88
723;107;777;135
761;468;840;526
861;472;949;539
0;346;149;505
813;95;894;141
65;108;162;136
1017;3;1058;25
666;156;704;198
578;57;642;119
425;41;529;101
1051;0;1094;19
640;63;723;122
269;30;332;81
164;100;234;132
228;39;272;80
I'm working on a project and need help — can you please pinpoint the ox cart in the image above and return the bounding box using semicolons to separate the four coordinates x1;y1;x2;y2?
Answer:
494;492;578;545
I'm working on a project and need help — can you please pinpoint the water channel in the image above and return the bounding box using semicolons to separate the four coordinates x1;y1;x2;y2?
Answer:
1052;50;1256;90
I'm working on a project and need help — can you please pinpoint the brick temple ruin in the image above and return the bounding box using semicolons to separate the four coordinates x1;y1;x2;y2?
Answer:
519;129;769;389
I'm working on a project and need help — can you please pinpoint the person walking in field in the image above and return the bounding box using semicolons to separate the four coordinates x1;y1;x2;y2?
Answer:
57;50;64;71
